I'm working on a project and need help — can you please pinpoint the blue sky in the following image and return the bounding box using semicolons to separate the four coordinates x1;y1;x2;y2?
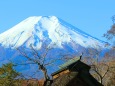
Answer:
0;0;115;41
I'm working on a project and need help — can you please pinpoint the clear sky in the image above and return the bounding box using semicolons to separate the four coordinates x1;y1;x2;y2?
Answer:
0;0;115;41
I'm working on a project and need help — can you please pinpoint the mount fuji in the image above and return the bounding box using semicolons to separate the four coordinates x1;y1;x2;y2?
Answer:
0;16;108;78
0;16;106;49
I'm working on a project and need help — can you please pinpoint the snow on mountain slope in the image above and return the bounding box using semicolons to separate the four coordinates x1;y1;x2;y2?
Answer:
0;16;108;78
0;16;106;50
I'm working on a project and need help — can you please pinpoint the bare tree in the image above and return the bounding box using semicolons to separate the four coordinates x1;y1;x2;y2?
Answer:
82;48;114;85
90;61;110;84
17;44;55;86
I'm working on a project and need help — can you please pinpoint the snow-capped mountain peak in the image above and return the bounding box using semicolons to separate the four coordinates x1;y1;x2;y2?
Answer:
0;16;106;49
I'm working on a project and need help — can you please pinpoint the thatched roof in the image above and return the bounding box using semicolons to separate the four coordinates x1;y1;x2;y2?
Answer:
51;72;88;86
51;57;90;77
51;57;80;76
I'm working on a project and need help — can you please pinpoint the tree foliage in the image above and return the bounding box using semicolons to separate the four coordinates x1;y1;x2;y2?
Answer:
103;17;115;47
104;24;115;40
0;63;20;86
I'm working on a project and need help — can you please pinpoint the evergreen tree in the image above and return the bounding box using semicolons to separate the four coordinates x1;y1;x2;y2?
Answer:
0;63;20;86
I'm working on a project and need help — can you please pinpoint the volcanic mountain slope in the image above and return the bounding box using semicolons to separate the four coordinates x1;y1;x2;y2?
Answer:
0;16;106;49
0;16;108;78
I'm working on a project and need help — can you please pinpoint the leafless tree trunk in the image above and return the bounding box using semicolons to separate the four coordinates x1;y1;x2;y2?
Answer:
17;44;54;86
82;48;114;85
